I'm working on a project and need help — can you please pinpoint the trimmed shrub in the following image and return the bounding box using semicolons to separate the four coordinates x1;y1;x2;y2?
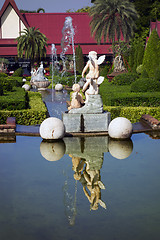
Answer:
0;87;28;110
0;92;48;125
12;67;24;77
102;91;160;107
75;44;84;74
111;72;139;85
143;29;160;77
103;105;160;123
130;78;160;92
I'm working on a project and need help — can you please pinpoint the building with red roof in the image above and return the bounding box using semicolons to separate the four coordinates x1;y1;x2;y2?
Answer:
0;0;113;60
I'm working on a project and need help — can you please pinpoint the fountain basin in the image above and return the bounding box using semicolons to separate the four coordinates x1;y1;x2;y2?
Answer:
31;80;51;90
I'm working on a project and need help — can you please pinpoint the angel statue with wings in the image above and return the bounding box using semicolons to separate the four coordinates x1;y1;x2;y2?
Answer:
82;51;105;103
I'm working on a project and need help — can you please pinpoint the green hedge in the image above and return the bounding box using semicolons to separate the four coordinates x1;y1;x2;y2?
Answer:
102;92;160;107
103;105;160;123
111;72;139;85
0;92;48;125
130;77;160;92
0;87;28;110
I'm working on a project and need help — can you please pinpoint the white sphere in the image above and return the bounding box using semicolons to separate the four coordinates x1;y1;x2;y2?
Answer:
55;83;63;91
40;117;65;139
108;117;133;139
109;139;133;159
22;84;30;91
40;140;65;161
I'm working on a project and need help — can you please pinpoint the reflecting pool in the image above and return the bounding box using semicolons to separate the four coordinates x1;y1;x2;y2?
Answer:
0;132;160;240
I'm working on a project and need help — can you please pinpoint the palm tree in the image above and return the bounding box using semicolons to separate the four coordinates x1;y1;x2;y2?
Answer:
16;27;48;68
89;0;139;44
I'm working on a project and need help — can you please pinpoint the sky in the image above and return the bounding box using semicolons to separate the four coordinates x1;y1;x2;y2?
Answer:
0;0;93;13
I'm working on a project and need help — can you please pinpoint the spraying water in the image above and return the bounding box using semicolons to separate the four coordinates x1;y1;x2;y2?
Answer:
51;44;58;101
60;16;77;83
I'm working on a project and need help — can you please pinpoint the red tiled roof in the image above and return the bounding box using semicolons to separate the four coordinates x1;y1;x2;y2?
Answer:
0;0;124;56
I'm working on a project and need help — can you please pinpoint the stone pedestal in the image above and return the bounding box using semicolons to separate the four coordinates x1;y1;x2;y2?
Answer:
63;94;111;133
63;112;111;133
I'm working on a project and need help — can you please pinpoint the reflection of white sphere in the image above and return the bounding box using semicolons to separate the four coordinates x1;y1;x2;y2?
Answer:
108;117;133;139
22;84;30;91
55;83;63;91
109;139;133;159
40;140;65;161
40;117;65;139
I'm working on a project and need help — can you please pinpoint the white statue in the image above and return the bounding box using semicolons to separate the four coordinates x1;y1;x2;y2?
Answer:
114;55;125;72
82;51;105;103
68;84;84;110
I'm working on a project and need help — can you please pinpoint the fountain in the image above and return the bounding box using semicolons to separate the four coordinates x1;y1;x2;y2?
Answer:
63;51;111;133
60;16;77;83
30;62;51;90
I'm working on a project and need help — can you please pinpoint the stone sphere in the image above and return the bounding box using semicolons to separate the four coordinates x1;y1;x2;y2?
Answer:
40;140;66;161
108;117;133;139
40;117;65;140
55;83;63;91
109;139;133;159
22;84;30;91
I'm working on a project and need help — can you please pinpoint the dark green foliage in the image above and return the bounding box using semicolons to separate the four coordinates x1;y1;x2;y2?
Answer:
141;68;149;78
12;67;24;77
0;92;48;125
0;87;28;110
99;64;111;77
130;78;160;92
0;83;3;96
0;72;8;78
75;45;84;74
143;29;160;77
0;78;13;91
111;72;139;85
90;0;138;43
154;67;160;81
102;91;160;107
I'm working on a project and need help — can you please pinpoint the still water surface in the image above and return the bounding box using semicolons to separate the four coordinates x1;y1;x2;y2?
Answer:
0;89;160;239
0;133;160;240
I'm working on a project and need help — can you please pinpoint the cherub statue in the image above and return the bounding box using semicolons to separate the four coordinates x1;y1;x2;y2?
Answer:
82;51;105;103
68;84;84;111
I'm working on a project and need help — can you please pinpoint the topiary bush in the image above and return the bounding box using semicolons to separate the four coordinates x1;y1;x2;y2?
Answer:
130;77;160;92
142;29;160;78
12;67;24;77
111;72;139;85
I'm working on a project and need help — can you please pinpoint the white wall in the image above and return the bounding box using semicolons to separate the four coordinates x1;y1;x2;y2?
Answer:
1;4;25;38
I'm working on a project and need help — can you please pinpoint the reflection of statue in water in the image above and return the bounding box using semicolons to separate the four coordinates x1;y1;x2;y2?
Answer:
71;156;106;210
82;162;106;210
82;51;105;103
68;84;84;111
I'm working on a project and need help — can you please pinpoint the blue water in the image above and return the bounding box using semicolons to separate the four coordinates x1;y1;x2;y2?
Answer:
0;133;160;240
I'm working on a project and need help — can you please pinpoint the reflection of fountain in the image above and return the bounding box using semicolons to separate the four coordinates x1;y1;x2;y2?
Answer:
30;62;51;90
60;16;77;83
39;133;133;224
64;136;108;211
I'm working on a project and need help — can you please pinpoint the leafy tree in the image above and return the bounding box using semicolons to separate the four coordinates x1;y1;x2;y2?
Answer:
89;0;139;44
142;29;160;77
75;45;84;73
16;27;48;68
129;0;159;32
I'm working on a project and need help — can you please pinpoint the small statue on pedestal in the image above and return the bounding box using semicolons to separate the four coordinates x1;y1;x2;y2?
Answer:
68;83;84;111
